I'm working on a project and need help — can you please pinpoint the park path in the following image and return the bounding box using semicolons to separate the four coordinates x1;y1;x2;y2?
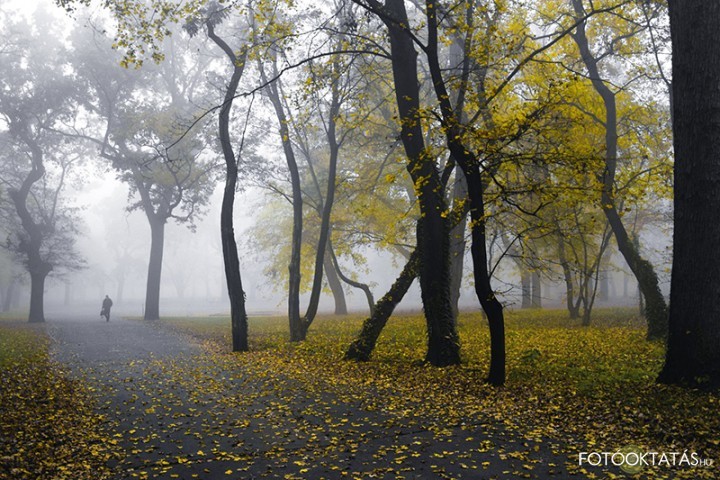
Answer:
46;315;572;479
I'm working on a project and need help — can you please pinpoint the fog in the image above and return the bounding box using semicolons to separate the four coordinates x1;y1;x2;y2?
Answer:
35;178;432;319
18;169;670;320
0;0;673;324
3;175;419;320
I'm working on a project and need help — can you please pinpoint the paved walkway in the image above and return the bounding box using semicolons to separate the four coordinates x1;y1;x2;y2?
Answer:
46;315;574;479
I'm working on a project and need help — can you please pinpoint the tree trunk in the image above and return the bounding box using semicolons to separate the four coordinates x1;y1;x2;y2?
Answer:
2;279;16;312
28;267;50;323
581;307;592;327
11;281;21;310
329;242;375;315
208;24;249;352
143;218;164;320
465;168;506;385
343;192;472;360
423;0;503;381
558;235;580;320
449;168;468;321
447;28;471;324
623;272;629;298
323;251;348;315
531;271;542;308
173;276;187;299
221;167;249;352
599;272;609;302
384;0;460;367
302;64;342;327
521;270;532;309
8;134;51;323
345;250;419;361
658;1;720;388
605;206;667;338
116;271;125;304
571;0;668;340
261;59;305;342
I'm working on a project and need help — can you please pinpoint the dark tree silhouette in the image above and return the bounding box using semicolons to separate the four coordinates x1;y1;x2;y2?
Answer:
658;1;720;388
186;3;251;352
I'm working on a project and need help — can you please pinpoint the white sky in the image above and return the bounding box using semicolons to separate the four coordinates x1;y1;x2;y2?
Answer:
3;0;53;15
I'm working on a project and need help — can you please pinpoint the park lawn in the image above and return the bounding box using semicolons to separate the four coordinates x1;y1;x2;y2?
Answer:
163;308;719;479
0;317;118;480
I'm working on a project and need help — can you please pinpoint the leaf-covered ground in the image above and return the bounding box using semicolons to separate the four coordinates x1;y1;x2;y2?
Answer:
161;308;719;479
0;319;118;480
2;309;718;479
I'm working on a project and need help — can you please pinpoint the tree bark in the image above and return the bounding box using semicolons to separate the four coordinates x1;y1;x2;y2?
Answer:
599;271;609;302
423;0;504;382
449;168;468;321
531;271;542;308
447;25;472;324
261;58;305;342
658;0;720;388
2;279;16;312
208;23;249;352
557;231;579;319
329;242;374;315
28;268;50;323
323;251;348;315
521;270;532;309
384;0;460;367
9;130;51;323
465;169;506;384
143;217;165;320
115;263;125;303
345;249;418;361
302;60;343;326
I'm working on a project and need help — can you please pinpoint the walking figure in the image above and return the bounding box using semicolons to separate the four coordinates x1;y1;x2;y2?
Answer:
101;295;113;322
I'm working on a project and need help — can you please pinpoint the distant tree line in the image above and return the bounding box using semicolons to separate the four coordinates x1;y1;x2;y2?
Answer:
1;0;716;387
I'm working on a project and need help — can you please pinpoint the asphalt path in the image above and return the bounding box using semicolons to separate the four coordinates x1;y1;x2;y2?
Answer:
46;315;576;479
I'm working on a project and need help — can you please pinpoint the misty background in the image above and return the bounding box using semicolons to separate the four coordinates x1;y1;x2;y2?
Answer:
0;0;672;322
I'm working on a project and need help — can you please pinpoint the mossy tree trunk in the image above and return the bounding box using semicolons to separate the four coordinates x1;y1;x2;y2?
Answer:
345;250;419;361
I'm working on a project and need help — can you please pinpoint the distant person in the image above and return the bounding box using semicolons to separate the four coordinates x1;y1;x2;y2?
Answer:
101;295;113;322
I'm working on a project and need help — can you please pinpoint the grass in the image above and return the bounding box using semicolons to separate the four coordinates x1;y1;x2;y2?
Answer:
2;309;715;478
162;307;661;390
160;308;719;479
0;317;118;480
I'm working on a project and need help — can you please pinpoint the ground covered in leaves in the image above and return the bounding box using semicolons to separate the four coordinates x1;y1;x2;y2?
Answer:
2;309;718;479
0;318;118;480
161;308;719;479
